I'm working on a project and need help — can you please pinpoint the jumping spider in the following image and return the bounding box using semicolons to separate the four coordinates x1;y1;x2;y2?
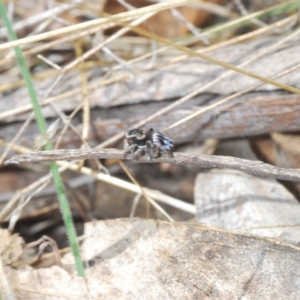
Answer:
124;128;174;159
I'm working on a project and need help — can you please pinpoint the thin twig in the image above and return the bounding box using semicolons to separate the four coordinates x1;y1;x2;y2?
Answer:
4;148;300;183
0;3;75;38
119;160;174;222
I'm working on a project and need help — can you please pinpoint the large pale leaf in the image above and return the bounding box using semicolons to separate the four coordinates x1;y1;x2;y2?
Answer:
2;219;300;299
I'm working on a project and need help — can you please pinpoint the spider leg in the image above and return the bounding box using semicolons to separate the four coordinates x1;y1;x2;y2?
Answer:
132;146;146;159
153;145;160;158
124;143;138;154
165;148;174;158
123;138;130;152
146;140;156;160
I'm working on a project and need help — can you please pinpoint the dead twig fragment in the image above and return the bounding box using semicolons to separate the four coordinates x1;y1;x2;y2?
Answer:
4;148;300;183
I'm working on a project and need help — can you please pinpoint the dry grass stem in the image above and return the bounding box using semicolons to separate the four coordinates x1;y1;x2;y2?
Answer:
0;0;198;51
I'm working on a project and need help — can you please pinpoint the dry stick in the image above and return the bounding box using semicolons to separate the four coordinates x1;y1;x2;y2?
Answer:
233;0;267;28
0;76;61;165
54;103;87;149
49;101;106;171
0;24;105;68
163;25;300;133
165;61;300;133
190;1;238;19
167;14;297;66
76;41;90;143
0;72;131;120
1;5;74;69
51;102;106;172
50;101;106;173
130;193;142;218
5;148;300;183
0;164;66;222
76;40;91;171
7;178;50;232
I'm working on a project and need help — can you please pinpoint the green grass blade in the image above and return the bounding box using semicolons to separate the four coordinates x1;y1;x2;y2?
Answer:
0;1;84;276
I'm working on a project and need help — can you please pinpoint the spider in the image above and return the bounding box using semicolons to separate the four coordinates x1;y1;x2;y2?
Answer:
123;128;174;159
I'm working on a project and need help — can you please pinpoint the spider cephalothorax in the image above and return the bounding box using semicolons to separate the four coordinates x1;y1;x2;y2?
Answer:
123;128;149;159
123;128;174;159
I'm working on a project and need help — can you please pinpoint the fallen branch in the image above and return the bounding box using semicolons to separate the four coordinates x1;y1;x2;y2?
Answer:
4;148;300;183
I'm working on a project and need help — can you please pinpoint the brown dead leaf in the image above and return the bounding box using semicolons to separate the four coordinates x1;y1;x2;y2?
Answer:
2;219;300;299
254;133;300;202
271;132;300;155
254;133;300;168
0;228;24;265
104;0;222;38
